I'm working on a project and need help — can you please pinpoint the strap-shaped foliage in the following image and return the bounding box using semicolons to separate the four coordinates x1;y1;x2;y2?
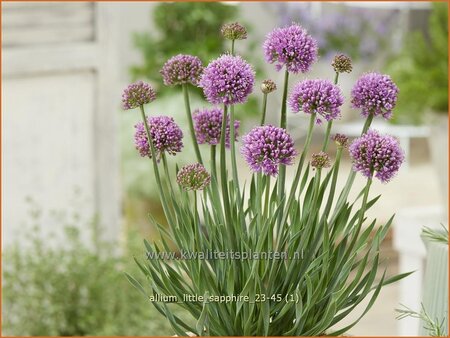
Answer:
125;25;410;336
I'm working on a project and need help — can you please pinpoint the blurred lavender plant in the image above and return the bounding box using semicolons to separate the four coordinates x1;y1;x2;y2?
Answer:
272;2;399;60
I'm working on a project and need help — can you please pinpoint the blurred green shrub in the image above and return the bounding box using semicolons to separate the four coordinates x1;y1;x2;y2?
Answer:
385;3;448;124
130;2;237;95
2;203;188;336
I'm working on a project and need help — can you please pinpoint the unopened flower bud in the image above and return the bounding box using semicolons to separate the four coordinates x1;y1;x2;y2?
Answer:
221;22;247;40
177;163;211;191
311;151;331;170
261;79;277;94
332;54;353;73
332;133;349;148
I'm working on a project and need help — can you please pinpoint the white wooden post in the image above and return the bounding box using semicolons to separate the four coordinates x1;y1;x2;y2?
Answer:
2;3;121;246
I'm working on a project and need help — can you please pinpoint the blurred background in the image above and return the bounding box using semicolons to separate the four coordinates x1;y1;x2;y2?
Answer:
2;1;448;336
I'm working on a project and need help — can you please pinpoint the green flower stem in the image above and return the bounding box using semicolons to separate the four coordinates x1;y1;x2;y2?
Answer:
210;145;217;182
264;175;271;219
229;105;240;194
349;175;373;247
194;192;203;249
283;113;316;224
334;71;339;85
321;71;340;152
322;146;343;219
330;113;374;224
220;105;232;231
139;105;173;224
307;168;322;230
260;93;268;126
321;120;333;152
362;113;374;134
280;69;289;129
277;69;290;227
182;84;203;164
257;172;263;228
161;153;175;197
231;39;235;55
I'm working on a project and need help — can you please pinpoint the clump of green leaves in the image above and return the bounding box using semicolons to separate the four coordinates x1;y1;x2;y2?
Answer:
385;3;448;124
397;303;447;336
2;203;186;336
422;224;449;244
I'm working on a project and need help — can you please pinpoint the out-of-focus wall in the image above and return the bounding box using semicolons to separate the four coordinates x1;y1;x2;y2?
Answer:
2;3;122;246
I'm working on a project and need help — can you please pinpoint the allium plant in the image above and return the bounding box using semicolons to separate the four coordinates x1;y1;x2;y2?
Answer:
125;23;410;336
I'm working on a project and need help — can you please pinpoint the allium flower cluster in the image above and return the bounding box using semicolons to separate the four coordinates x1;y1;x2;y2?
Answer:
241;125;297;176
351;72;399;119
289;79;344;124
332;133;350;148
193;107;240;148
160;54;203;86
134;116;183;160
176;163;211;191
349;129;404;183
332;54;353;73
200;54;255;105
261;79;277;94
311;151;331;169
221;22;247;40
122;81;156;110
263;24;318;73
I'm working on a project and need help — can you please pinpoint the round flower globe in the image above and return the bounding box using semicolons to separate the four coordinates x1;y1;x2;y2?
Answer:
349;129;404;183
177;163;211;191
199;54;255;105
332;133;350;148
122;81;156;110
241;125;297;176
261;79;277;94
221;22;247;40
193;107;240;148
311;151;331;170
288;79;344;124
351;72;399;119
160;54;203;86
263;24;318;73
134;115;183;161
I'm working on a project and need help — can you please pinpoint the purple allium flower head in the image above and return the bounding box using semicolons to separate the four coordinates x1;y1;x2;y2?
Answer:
193;107;240;148
177;163;211;191
221;22;247;40
351;72;399;119
310;151;331;170
332;133;350;148
288;79;344;124
122;81;156;110
199;54;255;105
263;24;318;73
349;129;404;183
241;125;297;176
134;115;183;161
160;54;203;86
